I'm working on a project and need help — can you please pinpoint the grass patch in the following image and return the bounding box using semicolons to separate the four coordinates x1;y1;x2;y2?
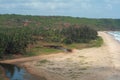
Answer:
36;59;50;66
65;43;90;49
90;36;103;47
25;41;64;57
25;46;62;56
39;59;49;64
25;37;103;57
79;67;88;70
65;36;103;49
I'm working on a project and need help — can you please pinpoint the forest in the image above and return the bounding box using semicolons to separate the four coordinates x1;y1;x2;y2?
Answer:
0;14;120;31
1;14;118;57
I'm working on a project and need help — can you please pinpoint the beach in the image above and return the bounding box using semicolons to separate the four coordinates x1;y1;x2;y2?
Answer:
1;31;120;80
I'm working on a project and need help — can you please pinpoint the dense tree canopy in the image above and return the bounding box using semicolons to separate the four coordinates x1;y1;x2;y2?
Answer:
0;27;35;55
61;26;98;44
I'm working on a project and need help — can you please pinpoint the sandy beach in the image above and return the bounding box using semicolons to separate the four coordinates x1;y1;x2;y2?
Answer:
1;31;120;80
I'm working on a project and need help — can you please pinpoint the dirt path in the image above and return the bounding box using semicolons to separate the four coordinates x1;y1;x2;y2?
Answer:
1;31;120;80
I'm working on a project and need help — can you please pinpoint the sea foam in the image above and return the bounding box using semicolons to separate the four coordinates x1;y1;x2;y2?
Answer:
108;31;120;42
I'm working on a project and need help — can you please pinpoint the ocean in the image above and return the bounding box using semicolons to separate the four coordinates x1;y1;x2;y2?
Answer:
108;31;120;42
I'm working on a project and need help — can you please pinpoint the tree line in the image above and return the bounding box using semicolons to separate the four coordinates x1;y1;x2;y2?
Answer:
0;25;98;57
0;14;101;58
0;14;120;31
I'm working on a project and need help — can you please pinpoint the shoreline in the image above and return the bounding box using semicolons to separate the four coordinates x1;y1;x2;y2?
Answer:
106;31;120;44
1;31;120;80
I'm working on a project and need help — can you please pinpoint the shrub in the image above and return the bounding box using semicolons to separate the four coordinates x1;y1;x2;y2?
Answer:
61;25;98;44
0;27;35;55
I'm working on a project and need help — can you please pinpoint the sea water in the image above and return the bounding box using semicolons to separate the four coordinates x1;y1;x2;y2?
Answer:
108;31;120;42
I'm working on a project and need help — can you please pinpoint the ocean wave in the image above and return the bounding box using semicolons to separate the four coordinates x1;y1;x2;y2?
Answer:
108;31;120;42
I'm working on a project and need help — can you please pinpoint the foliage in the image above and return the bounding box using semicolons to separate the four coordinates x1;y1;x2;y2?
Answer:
0;27;35;55
39;59;49;64
26;46;62;56
61;26;98;44
0;14;120;31
90;36;103;47
0;14;102;57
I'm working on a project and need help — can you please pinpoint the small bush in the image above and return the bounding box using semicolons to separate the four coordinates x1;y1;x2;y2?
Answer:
94;36;103;47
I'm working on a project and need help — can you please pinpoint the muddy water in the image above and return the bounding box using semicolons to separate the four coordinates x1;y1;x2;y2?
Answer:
0;63;47;80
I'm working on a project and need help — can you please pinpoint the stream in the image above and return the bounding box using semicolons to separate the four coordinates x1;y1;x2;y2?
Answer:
0;63;47;80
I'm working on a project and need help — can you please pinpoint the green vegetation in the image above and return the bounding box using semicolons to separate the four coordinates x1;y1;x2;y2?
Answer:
0;14;120;31
65;36;103;49
91;36;103;47
0;27;35;58
0;14;106;58
39;59;50;64
61;26;97;44
26;47;62;56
